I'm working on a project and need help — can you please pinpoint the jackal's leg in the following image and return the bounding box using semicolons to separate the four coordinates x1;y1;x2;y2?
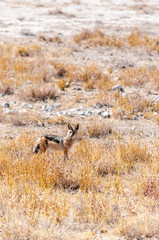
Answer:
63;148;69;161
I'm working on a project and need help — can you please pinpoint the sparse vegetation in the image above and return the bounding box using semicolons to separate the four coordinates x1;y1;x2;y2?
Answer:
0;5;159;238
0;134;159;239
87;120;113;138
18;83;58;101
73;29;159;53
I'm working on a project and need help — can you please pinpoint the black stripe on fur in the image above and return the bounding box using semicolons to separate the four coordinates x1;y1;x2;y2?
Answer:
44;134;62;144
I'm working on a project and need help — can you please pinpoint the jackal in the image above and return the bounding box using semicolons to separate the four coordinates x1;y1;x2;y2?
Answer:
33;123;79;161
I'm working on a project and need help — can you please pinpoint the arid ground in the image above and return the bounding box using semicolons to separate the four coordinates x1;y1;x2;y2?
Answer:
0;0;159;239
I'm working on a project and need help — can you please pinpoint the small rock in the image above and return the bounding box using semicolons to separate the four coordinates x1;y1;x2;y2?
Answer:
97;110;104;115
94;103;103;109
41;105;46;111
45;105;53;112
3;102;10;108
85;110;92;116
67;112;74;117
154;112;158;116
28;105;33;109
133;115;138;120
111;84;124;92
101;111;110;118
22;103;27;108
73;87;82;91
65;82;70;88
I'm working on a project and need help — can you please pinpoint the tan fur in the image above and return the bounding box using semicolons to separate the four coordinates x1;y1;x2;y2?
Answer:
33;123;79;161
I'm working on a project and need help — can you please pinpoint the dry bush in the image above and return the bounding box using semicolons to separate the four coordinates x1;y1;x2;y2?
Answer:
117;93;151;114
87;120;112;138
52;61;79;82
73;29;122;48
57;78;67;90
48;116;68;125
38;35;62;44
0;42;51;91
119;138;150;164
125;30;151;47
120;67;159;89
18;83;58;102
16;44;41;57
96;155;118;176
80;63;111;90
120;67;149;87
149;68;159;89
126;30;159;52
96;138;152;175
73;29;159;54
53;61;111;90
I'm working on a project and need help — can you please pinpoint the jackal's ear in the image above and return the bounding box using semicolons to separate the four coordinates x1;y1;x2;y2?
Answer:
75;123;79;130
67;123;72;130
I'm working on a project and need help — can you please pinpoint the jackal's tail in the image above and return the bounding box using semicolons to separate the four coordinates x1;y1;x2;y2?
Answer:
33;143;40;154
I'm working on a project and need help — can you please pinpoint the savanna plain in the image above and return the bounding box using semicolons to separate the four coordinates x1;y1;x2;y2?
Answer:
0;0;159;239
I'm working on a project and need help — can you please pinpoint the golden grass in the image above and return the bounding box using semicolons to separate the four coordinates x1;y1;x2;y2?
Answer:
53;61;111;90
120;67;159;89
73;29;159;53
0;133;159;239
1;34;159;239
18;83;58;102
0;43;49;89
87;120;112;138
73;29;122;48
1;40;159;97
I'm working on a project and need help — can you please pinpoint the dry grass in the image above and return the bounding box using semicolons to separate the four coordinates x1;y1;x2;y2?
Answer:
0;42;51;90
87;120;113;138
120;67;159;90
38;35;62;44
73;29;159;53
53;61;111;90
18;83;58;102
120;67;149;87
0;132;159;239
73;29;122;48
97;91;151;120
0;30;159;239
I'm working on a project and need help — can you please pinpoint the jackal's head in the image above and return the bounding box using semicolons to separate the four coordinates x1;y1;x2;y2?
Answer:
67;123;79;138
